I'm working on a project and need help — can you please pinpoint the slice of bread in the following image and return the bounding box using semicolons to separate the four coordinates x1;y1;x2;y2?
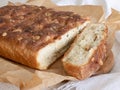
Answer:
62;24;108;79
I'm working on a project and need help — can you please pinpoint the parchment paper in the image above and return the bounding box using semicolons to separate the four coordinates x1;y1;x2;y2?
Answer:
0;0;120;90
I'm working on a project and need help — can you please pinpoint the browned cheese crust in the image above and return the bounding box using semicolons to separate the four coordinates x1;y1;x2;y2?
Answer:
63;27;108;80
0;5;88;69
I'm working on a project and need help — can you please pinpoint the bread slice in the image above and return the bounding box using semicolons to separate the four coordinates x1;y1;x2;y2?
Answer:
0;5;89;70
62;24;108;79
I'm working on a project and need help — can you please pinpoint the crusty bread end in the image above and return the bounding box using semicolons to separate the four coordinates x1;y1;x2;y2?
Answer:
62;24;108;79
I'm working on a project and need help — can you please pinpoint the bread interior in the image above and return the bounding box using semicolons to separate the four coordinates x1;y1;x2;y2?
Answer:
63;24;106;66
37;22;89;69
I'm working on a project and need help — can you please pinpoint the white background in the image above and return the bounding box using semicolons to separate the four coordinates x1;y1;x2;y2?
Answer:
0;0;120;11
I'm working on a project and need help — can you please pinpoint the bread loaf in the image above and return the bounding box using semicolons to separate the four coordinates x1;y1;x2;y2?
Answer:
62;24;108;79
0;5;89;69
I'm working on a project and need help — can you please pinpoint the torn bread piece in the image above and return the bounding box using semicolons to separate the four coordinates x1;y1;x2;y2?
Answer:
62;24;108;79
0;5;89;70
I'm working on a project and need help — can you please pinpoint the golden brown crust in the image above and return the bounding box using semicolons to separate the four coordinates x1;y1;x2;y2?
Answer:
94;50;114;75
0;39;39;69
0;5;88;51
0;5;88;69
62;26;108;80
